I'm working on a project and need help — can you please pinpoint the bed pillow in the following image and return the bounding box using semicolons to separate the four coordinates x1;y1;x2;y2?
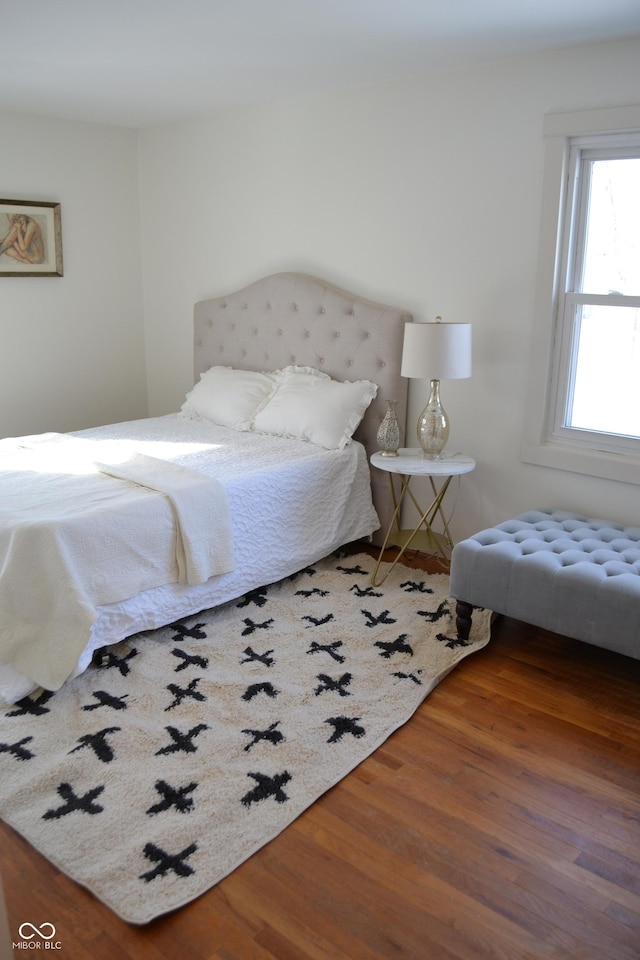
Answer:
180;366;278;429
253;367;378;449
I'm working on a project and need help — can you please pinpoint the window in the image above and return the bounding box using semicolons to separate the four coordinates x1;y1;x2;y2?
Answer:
522;105;640;485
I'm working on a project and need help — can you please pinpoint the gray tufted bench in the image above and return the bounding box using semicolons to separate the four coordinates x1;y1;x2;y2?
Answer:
450;509;640;660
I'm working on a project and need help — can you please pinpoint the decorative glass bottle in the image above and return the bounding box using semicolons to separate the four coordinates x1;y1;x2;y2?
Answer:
376;400;401;456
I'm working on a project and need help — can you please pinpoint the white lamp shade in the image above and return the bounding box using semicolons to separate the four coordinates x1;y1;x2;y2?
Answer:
401;321;472;380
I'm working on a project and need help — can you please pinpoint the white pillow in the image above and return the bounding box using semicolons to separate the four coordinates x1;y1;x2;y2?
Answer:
278;364;331;379
180;366;278;429
253;368;378;450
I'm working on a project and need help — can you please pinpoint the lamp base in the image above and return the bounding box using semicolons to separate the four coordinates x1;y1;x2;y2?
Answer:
417;379;449;459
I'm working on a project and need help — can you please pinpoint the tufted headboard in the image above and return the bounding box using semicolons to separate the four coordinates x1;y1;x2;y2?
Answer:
194;272;411;544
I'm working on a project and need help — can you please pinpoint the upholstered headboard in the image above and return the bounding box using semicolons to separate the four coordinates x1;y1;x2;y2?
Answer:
194;272;411;543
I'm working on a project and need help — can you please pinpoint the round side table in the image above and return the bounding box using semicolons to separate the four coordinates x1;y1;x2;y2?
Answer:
370;448;476;586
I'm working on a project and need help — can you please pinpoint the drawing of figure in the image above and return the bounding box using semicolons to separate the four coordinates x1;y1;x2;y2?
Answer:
0;213;45;264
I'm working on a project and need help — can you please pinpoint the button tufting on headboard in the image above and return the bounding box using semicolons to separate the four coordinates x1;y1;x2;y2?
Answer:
193;272;410;544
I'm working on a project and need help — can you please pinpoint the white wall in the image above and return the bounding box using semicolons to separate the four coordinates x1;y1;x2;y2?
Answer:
0;112;147;437
138;36;640;539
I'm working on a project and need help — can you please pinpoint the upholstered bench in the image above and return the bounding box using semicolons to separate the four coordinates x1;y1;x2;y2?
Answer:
450;509;640;660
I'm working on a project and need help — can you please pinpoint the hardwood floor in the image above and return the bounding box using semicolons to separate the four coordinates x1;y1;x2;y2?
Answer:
2;552;639;959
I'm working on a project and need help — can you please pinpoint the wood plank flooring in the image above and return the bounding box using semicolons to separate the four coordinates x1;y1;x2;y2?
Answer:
1;552;639;959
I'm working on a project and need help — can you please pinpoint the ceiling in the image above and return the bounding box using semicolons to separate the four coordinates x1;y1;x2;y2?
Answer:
2;0;640;128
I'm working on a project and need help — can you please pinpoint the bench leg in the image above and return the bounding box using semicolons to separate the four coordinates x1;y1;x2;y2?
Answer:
455;600;473;642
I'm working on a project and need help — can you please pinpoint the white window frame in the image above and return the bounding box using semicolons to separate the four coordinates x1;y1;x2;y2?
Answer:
521;104;640;486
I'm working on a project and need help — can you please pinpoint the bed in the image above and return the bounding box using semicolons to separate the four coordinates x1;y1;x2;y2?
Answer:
0;272;410;704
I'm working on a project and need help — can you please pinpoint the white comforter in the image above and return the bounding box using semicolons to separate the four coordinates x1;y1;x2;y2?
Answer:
0;416;379;702
0;431;233;692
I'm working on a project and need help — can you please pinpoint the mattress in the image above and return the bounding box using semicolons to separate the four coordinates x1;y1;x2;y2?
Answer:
0;415;379;703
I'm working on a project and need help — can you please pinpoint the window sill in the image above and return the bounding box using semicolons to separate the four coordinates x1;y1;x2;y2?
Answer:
521;439;640;486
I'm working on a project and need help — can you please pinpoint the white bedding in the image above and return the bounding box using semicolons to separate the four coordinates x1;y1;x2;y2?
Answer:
96;453;233;586
0;415;378;703
0;431;234;693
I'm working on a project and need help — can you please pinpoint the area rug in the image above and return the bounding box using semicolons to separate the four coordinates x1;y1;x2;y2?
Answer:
0;551;491;924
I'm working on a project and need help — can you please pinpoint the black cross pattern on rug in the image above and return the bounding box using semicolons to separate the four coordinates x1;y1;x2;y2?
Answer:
96;648;138;676
6;691;54;718
155;724;209;756
336;563;369;576
362;609;397;628
302;613;334;627
82;690;129;712
241;617;274;637
242;721;285;752
171;648;209;672
314;672;352;697
165;678;206;712
241;681;279;702
392;670;424;685
241;770;291;807
306;640;345;663
171;622;207;642
68;726;121;763
374;634;414;659
0;735;35;761
241;646;275;667
349;583;383;598
236;586;269;608
418;600;450;622
324;715;366;743
43;782;105;820
0;552;491;925
400;579;435;595
286;564;317;582
146;779;198;815
139;841;197;882
437;632;471;649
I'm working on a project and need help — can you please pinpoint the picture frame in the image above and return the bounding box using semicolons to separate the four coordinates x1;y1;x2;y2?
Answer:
0;199;63;277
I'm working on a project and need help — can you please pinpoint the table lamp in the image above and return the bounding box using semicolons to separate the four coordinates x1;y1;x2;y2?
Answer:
401;318;472;458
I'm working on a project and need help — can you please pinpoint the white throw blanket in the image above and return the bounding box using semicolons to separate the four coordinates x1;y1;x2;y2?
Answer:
0;435;234;692
96;454;233;587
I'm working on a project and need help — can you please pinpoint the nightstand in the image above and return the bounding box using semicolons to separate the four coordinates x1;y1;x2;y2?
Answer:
370;448;476;586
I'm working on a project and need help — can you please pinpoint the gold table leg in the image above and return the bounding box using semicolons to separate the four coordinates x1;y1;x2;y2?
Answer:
370;473;454;587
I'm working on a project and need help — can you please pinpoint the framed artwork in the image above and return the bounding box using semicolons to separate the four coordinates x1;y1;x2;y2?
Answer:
0;199;63;277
